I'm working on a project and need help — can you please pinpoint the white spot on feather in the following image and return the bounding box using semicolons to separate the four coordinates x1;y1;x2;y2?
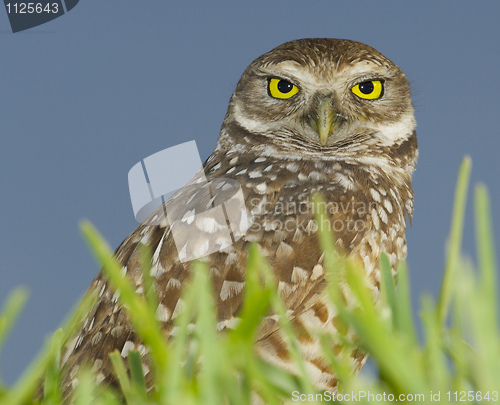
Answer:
276;241;293;258
156;303;171;322
396;237;404;249
217;317;241;331
181;209;195;224
150;262;166;277
278;281;294;298
225;253;238;266
111;326;124;338
308;171;326;181
206;195;217;209
92;332;102;346
371;208;380;230
196;216;221;233
91;359;103;373
370;188;381;202
244;233;260;242
255;182;267;194
378;205;388;224
292;228;304;243
153;236;165;263
76;336;84;349
121;341;135;357
62;336;78;365
291;266;308;283
239;210;252;234
249;169;262;178
333;172;355;190
171;299;186;320
264;221;278;231
112;289;120;303
384;199;393;213
70;365;79;378
311;264;324;280
167;278;181;290
220;280;245;301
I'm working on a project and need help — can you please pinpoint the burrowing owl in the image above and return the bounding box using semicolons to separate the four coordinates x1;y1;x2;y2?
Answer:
61;38;417;399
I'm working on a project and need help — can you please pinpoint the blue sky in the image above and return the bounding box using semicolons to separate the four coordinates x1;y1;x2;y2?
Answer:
1;1;499;384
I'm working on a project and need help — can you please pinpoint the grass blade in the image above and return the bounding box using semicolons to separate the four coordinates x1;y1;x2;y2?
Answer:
0;287;29;356
109;351;133;403
379;252;399;329
437;156;472;326
79;220;169;379
128;351;148;400
474;184;497;326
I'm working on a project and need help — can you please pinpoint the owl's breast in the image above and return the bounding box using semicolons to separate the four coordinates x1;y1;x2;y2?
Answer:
205;153;410;287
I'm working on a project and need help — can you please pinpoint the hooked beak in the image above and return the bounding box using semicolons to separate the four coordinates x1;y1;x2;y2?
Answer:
309;98;337;146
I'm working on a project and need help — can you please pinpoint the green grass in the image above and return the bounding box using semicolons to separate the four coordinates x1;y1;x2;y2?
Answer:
0;156;499;404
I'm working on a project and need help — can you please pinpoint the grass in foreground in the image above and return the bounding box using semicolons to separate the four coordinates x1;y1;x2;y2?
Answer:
0;156;499;404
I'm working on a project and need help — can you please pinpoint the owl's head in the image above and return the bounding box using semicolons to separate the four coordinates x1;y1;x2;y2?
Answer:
225;38;415;158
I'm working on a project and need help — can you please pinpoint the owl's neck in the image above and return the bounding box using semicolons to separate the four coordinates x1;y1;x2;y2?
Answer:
213;121;417;189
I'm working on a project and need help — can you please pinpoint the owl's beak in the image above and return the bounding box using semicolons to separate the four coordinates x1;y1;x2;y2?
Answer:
310;99;337;146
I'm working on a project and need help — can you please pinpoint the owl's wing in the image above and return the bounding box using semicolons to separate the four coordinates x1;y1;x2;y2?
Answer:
60;221;164;394
60;173;253;392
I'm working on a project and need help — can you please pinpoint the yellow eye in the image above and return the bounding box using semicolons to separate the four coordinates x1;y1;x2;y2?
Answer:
268;78;299;99
351;80;383;100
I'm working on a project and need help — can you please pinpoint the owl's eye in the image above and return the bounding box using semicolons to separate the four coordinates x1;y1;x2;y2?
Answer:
268;78;299;99
351;80;383;100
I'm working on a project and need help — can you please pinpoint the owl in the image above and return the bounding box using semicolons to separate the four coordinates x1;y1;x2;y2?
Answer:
60;38;417;401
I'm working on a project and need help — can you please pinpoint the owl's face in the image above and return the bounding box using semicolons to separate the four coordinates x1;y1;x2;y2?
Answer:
227;39;415;158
